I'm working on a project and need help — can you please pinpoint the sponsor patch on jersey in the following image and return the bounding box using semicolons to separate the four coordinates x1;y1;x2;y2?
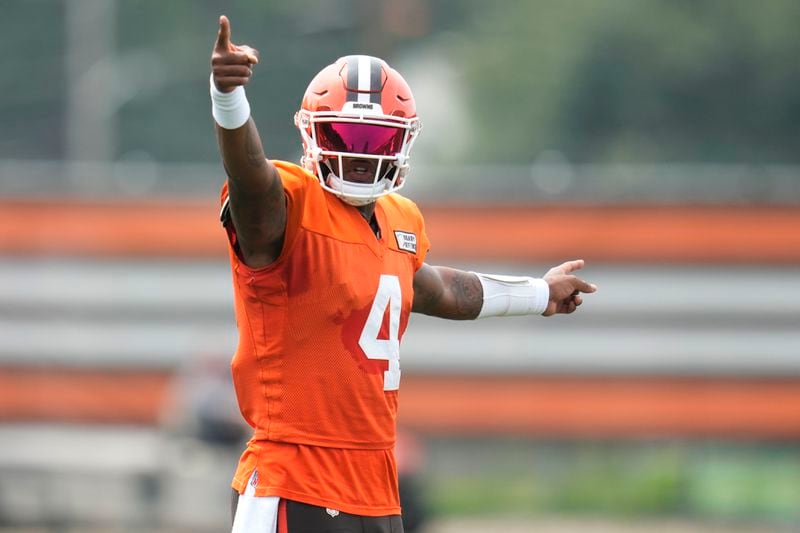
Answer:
394;231;417;253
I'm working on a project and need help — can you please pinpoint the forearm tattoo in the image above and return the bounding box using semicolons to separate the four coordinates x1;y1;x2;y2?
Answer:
450;271;483;319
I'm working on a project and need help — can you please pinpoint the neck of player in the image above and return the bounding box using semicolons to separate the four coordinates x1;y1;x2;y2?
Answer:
356;203;376;221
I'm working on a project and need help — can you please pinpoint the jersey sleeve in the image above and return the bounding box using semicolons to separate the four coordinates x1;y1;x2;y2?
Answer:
219;181;238;253
413;203;430;271
384;194;430;272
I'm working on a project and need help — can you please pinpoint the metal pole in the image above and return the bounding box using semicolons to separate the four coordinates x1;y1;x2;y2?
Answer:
64;0;117;192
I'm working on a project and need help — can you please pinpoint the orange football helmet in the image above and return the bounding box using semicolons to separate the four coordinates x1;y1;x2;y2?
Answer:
295;55;422;206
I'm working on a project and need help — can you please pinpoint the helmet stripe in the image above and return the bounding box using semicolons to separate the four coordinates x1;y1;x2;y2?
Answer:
356;56;371;103
369;57;382;104
345;56;359;102
344;55;383;105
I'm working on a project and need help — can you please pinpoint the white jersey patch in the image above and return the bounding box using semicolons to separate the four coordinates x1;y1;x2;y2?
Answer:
394;231;417;253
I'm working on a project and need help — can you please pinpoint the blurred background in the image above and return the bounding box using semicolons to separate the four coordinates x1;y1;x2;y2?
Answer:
1;0;799;531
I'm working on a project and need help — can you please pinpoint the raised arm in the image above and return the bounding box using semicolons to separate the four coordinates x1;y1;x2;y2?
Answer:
412;260;596;319
211;15;285;268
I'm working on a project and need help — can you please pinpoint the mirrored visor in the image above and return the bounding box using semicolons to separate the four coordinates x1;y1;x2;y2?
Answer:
315;122;405;156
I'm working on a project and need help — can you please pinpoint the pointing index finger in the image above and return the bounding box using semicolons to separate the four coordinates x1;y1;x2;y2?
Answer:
216;15;231;51
573;277;597;293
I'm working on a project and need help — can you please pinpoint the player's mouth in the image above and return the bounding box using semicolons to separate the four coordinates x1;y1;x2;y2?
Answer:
342;158;378;184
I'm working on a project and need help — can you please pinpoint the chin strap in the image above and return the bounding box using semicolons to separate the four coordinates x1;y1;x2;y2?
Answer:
393;153;409;183
326;171;388;206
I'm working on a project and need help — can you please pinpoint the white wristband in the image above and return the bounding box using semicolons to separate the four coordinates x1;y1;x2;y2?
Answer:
210;74;251;130
472;273;550;318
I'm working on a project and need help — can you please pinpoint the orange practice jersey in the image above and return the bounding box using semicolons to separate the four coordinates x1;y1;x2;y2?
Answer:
222;161;430;515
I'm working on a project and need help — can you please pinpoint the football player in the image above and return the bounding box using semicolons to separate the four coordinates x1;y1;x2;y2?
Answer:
210;15;596;533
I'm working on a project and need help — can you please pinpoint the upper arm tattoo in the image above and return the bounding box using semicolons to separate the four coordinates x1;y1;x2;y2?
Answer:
413;265;483;320
448;270;482;320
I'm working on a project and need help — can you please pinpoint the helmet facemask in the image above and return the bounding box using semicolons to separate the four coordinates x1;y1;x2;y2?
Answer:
296;106;421;206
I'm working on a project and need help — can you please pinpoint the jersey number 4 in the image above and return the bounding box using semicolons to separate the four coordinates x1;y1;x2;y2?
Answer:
358;275;402;391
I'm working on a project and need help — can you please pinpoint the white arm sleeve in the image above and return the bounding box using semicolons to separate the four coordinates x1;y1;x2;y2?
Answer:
472;272;550;318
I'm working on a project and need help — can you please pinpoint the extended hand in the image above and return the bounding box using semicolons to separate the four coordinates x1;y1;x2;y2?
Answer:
211;15;259;93
542;259;596;316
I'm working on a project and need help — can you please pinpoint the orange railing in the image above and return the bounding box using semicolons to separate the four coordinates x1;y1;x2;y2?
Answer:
2;200;799;438
3;200;800;263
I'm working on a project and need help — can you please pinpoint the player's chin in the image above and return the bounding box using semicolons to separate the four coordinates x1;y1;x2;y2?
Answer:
343;172;375;184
